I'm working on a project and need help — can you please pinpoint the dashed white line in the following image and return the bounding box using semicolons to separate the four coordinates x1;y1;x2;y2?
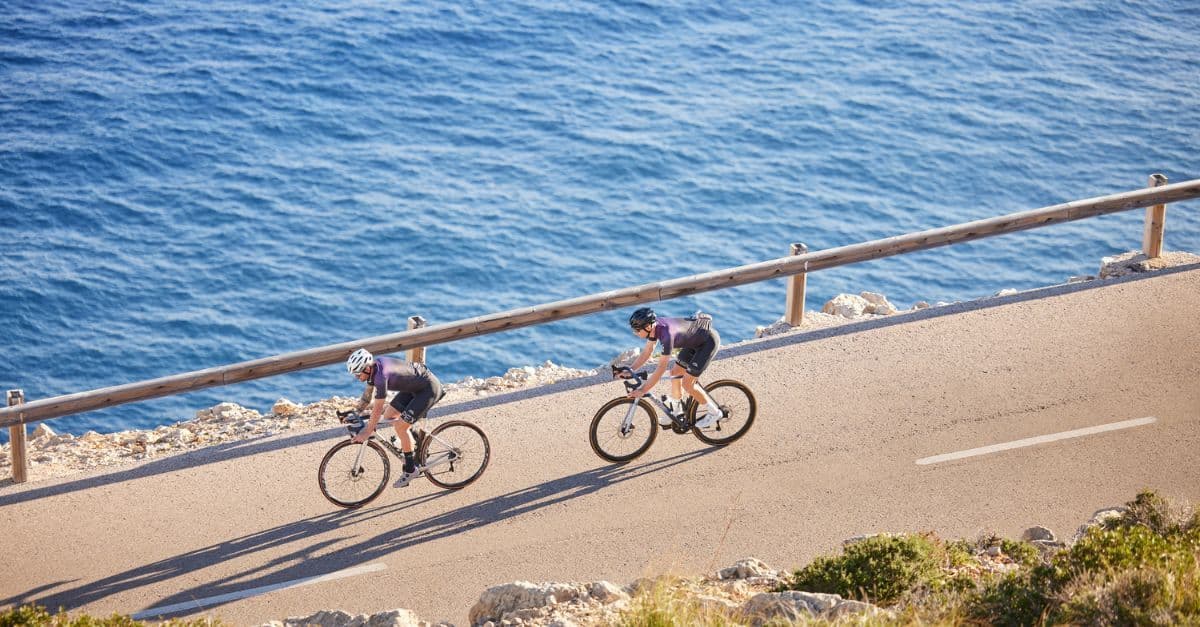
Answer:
131;562;387;620
916;417;1157;466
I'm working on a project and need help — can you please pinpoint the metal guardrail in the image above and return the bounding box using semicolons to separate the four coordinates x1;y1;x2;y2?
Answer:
4;176;1199;480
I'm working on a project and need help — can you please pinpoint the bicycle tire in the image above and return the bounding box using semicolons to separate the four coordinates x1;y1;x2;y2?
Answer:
318;439;391;508
420;420;491;490
589;397;658;463
690;380;756;446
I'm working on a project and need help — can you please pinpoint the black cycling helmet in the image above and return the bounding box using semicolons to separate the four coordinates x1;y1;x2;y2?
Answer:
629;307;657;330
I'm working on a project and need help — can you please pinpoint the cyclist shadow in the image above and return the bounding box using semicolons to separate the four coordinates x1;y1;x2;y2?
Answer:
24;448;718;620
354;446;721;547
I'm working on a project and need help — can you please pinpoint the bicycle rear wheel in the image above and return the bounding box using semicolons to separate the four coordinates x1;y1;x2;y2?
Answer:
420;420;490;489
318;439;390;508
691;380;756;446
589;397;658;463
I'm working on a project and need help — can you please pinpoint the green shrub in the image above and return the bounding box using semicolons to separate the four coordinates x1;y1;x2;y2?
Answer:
963;491;1200;626
1104;490;1193;536
966;569;1052;626
1054;565;1196;626
1000;539;1043;569
780;533;951;606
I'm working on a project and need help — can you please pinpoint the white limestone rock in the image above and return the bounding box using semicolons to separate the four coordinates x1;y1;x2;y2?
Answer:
821;294;869;318
272;398;302;416
1073;506;1129;543
860;291;898;315
741;591;843;625
1020;526;1056;543
469;582;589;626
717;557;778;581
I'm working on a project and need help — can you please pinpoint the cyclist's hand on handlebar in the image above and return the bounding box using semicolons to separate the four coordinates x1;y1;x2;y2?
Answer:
351;428;373;444
612;364;635;380
626;386;647;399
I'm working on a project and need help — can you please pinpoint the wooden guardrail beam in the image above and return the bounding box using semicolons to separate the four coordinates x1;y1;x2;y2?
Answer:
2;178;1199;429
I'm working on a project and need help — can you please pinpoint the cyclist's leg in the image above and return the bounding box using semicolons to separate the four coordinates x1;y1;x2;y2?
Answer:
681;331;722;418
387;393;416;449
397;378;441;455
676;346;714;407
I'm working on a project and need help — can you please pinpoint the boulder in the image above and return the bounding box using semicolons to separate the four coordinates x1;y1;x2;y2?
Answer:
1020;526;1056;543
860;291;898;315
717;557;778;581
740;591;842;626
469;581;590;626
823;599;891;620
821;294;869;318
272;398;303;416
1072;506;1128;543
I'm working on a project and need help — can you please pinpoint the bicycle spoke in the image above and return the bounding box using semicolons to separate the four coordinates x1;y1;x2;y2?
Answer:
692;380;756;446
589;398;657;463
318;440;390;508
421;421;490;489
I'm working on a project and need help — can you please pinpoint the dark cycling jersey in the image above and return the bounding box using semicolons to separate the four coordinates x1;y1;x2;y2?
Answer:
368;357;433;399
651;316;711;354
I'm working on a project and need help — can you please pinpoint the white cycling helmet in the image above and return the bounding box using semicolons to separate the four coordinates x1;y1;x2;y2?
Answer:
346;348;373;374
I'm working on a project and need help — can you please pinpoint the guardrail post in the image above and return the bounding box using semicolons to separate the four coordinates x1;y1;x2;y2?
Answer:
785;243;809;327
406;316;427;364
7;389;28;484
1143;173;1168;258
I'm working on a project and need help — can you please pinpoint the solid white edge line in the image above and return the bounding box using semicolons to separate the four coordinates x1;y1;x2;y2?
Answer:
916;416;1157;466
131;562;387;620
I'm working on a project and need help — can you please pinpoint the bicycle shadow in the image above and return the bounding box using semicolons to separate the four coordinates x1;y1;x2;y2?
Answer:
18;448;718;619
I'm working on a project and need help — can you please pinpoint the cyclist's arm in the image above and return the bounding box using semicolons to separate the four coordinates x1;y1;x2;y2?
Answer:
353;383;374;413
354;397;387;442
628;339;656;372
639;354;672;392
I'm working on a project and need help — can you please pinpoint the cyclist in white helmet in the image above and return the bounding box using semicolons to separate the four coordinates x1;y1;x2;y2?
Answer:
622;307;724;428
346;347;443;486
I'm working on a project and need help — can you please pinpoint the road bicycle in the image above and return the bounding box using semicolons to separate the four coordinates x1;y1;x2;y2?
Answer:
317;410;490;508
588;364;756;463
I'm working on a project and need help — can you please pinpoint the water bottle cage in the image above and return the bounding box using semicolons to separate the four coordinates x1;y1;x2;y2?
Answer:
687;312;713;332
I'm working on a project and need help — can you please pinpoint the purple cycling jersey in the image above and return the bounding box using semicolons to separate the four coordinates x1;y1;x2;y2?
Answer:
369;356;433;398
651;317;710;354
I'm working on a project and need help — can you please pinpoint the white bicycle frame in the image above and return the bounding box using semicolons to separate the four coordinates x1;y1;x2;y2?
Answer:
347;416;459;475
621;368;688;433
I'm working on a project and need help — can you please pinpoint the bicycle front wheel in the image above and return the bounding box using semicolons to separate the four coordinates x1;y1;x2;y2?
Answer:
420;420;490;490
589;397;658;463
691;380;756;446
318;439;391;508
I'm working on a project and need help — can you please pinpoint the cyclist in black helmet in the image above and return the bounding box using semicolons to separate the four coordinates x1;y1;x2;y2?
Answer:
622;307;724;428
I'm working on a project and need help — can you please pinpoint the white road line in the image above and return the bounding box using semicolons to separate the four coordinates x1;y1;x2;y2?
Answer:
131;562;387;620
916;417;1157;466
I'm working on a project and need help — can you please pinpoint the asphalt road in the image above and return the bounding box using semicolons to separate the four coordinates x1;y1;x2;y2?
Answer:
2;267;1199;625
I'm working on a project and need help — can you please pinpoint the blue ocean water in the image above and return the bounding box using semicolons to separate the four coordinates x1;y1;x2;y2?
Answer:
2;1;1198;441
